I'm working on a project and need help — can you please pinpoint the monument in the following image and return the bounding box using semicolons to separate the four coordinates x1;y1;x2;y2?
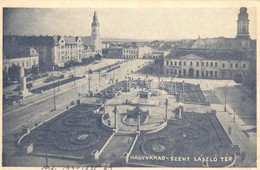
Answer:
19;68;31;98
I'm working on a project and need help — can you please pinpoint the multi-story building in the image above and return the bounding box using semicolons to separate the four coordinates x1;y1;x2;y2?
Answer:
104;45;151;59
122;46;139;59
3;12;102;70
121;45;152;59
53;36;84;66
164;49;249;79
3;47;39;72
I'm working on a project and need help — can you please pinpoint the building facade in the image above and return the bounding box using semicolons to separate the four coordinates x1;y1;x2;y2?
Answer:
164;49;249;79
3;47;39;72
122;47;139;59
103;45;152;59
3;12;102;69
53;36;84;66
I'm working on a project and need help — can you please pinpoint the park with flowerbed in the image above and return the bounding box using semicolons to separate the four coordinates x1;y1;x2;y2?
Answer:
18;79;238;167
128;112;238;167
19;103;113;162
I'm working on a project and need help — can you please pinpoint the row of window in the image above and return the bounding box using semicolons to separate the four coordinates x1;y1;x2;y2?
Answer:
5;60;38;71
165;69;219;78
165;60;247;69
95;50;102;54
123;55;138;58
60;50;82;55
123;50;138;54
58;54;82;61
60;45;82;49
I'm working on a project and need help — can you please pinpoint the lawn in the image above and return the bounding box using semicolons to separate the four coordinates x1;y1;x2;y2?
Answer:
160;81;208;105
128;112;237;167
19;103;113;163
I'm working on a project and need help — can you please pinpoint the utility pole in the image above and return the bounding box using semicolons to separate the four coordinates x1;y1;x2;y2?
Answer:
224;84;227;112
85;63;87;74
57;68;60;91
171;75;173;94
182;80;185;94
52;67;56;110
18;77;21;106
99;70;101;87
157;65;160;90
137;113;141;131
74;66;76;86
52;78;56;110
174;75;177;95
113;105;117;130
165;99;168;121
88;71;92;93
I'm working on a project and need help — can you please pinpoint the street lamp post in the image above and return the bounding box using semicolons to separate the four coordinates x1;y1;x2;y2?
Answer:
174;75;178;95
165;98;168;121
73;66;76;86
51;66;56;110
170;75;173;94
224;84;227;112
52;75;56;111
113;105;117;130
157;67;160;90
57;68;60;91
137;113;141;131
18;76;21;106
99;70;101;87
88;70;92;93
84;63;87;74
182;80;185;94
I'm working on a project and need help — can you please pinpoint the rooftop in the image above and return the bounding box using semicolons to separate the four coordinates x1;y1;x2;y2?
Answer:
165;48;248;61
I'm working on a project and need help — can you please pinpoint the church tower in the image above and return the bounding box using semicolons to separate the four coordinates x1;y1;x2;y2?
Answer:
236;7;250;39
91;11;100;37
91;11;102;55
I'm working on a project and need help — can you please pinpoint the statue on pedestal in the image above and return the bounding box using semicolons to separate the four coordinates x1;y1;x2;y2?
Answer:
19;68;30;97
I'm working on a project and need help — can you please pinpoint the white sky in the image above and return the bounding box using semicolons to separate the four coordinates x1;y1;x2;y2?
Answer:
3;8;257;40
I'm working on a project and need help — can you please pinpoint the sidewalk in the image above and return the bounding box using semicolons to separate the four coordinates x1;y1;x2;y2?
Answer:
3;77;83;114
210;101;256;167
3;59;128;114
216;109;256;167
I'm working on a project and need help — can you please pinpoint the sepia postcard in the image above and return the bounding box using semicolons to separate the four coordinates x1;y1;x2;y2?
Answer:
1;0;259;170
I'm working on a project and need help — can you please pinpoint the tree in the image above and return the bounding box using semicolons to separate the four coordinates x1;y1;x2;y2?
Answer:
82;58;89;65
31;65;39;75
154;57;164;74
234;73;243;85
3;70;9;87
8;64;21;81
94;54;102;60
89;56;94;63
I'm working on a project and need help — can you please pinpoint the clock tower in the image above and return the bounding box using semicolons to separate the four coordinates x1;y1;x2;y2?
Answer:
91;11;102;55
236;7;250;39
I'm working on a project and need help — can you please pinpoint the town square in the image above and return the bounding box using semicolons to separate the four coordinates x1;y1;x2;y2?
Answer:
2;3;257;169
